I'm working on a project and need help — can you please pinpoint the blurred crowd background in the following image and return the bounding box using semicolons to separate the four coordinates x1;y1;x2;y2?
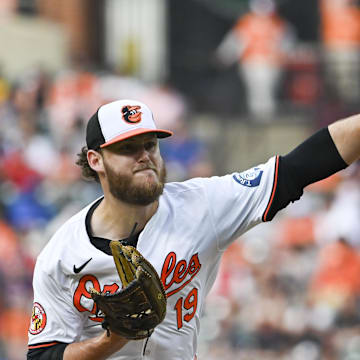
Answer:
0;0;360;359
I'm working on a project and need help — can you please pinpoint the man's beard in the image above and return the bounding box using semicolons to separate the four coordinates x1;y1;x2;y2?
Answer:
103;161;167;206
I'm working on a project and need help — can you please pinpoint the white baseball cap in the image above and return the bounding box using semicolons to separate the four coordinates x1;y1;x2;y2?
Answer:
86;99;173;150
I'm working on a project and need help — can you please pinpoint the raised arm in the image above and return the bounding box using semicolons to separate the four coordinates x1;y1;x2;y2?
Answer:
328;114;360;165
263;113;360;221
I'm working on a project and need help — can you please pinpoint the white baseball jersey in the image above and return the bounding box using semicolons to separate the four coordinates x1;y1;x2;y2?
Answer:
28;156;278;359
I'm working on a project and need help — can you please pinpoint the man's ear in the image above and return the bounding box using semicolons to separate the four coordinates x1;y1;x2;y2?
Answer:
87;149;104;173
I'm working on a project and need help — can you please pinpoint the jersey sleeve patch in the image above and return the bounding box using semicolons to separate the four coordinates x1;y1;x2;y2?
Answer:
232;167;263;187
29;302;47;335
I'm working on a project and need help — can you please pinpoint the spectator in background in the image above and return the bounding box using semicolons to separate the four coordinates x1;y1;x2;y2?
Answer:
308;163;360;319
0;211;35;360
313;163;360;248
216;0;295;121
320;0;360;104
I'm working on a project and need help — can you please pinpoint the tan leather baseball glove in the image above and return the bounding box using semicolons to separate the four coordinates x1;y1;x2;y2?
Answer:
90;241;167;340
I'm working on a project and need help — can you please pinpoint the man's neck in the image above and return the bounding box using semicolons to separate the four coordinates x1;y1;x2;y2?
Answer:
90;195;159;240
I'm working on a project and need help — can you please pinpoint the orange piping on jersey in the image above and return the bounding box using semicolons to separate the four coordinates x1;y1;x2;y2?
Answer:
28;342;60;349
263;156;280;222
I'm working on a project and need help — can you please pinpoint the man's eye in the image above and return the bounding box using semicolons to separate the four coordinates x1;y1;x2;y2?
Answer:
145;142;156;151
122;145;135;152
115;145;134;153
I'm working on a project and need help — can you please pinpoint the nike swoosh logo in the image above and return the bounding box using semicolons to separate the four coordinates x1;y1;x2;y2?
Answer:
73;258;92;274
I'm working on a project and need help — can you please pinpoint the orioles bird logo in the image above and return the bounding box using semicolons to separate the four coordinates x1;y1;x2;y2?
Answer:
121;105;142;124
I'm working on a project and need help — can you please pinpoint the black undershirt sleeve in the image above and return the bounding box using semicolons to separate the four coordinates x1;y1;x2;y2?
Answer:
263;127;348;221
27;343;68;360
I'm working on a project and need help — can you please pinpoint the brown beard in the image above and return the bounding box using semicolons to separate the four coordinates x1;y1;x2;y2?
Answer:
103;160;167;206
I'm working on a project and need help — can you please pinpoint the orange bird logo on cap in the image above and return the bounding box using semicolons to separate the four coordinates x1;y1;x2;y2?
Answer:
121;105;142;124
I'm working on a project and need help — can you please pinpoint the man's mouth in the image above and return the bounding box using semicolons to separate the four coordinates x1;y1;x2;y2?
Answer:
134;166;157;174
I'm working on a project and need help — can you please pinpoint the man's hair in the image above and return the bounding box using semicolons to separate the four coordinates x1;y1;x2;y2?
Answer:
76;146;100;183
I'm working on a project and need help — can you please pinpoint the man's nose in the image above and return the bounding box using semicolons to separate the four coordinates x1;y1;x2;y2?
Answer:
136;146;151;162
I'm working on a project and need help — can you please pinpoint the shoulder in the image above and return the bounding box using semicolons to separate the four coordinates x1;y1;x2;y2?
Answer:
162;175;237;204
163;175;237;195
36;198;100;274
164;177;206;194
161;178;211;210
273;15;287;28
163;157;277;196
236;14;251;27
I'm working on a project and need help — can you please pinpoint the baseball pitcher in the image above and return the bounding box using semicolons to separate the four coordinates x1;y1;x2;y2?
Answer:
27;99;360;359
